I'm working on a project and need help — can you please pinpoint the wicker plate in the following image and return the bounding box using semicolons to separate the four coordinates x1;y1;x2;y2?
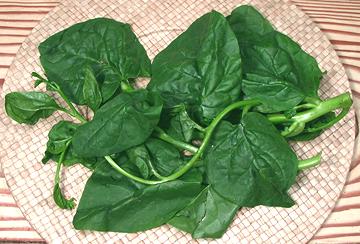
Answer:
0;0;355;243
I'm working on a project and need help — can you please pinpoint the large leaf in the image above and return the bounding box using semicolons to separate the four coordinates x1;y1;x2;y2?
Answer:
5;91;60;125
169;185;239;238
39;18;151;104
73;157;203;232
228;5;322;112
148;11;242;124
206;113;298;207
72;89;163;157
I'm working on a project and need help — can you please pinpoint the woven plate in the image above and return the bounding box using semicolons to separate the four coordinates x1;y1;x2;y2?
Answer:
0;0;355;243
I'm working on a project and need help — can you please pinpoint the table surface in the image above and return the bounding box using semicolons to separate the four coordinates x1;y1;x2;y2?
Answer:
0;0;359;243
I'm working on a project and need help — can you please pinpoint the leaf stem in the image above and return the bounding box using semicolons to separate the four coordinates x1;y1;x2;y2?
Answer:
267;92;352;125
56;87;87;123
298;153;322;170
104;99;261;185
53;141;75;209
104;156;164;185
153;127;198;153
54;141;70;184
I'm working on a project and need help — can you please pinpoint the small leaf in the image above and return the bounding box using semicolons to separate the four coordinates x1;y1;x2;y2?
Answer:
5;91;60;125
167;105;202;142
145;138;186;176
53;182;75;210
82;67;102;111
43;121;99;169
126;145;151;179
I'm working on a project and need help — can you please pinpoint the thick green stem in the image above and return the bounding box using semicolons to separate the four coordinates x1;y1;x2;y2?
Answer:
298;153;322;170
268;92;352;125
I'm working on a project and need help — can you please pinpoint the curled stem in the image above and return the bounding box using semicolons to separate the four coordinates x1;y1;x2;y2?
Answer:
104;99;261;185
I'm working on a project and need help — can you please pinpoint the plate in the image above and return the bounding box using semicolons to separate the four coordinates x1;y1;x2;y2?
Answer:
0;0;355;242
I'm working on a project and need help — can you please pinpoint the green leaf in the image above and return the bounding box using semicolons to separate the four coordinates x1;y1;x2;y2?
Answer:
126;145;151;179
206;113;298;207
39;18;151;105
166;105;202;142
73;157;203;232
148;11;242;124
145;138;187;176
5;91;60;125
228;5;322;112
169;185;239;238
53;182;75;210
42;121;99;169
82;67;102;111
72;89;163;157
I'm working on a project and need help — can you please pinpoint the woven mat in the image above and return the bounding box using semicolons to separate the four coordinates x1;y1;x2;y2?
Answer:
0;0;355;243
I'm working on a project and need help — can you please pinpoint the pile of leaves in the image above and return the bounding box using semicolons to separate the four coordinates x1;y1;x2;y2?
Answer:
5;5;352;239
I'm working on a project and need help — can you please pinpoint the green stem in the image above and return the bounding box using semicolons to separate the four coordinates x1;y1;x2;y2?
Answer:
121;81;134;92
267;92;352;125
105;156;164;185
153;127;198;153
56;87;87;123
161;99;261;181
147;159;167;180
55;141;71;184
293;103;317;110
105;99;260;185
298;153;322;170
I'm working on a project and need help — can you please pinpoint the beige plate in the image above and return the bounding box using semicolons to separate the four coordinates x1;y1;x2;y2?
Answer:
0;0;356;243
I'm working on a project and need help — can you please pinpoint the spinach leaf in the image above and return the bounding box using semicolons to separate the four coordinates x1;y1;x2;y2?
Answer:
39;18;151;105
42;121;98;169
148;11;242;124
72;89;163;157
126;145;151;179
206;113;298;207
228;5;323;112
166;105;202;142
73;156;203;232
53;182;75;210
5;91;61;125
169;185;239;238
82;67;102;112
145;138;186;176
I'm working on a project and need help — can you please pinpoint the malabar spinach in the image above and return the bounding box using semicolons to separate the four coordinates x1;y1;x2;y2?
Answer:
4;5;353;240
148;11;242;124
228;5;323;112
39;18;151;105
